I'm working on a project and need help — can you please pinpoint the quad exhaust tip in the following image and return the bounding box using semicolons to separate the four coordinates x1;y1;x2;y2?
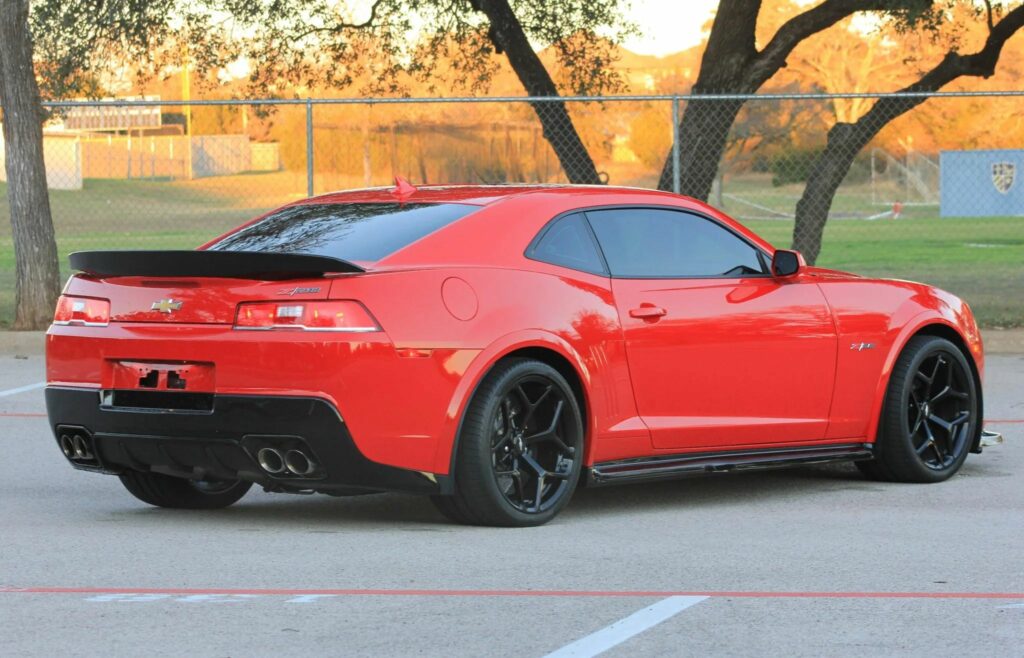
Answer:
60;433;94;462
284;449;317;477
256;446;318;477
59;434;75;459
72;435;93;460
257;448;286;474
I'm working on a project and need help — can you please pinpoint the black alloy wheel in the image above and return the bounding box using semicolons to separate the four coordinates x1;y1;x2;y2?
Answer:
431;358;585;526
489;374;578;513
906;350;973;469
859;335;978;483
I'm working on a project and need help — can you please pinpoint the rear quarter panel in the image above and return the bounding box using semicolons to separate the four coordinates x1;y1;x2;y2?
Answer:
331;264;643;473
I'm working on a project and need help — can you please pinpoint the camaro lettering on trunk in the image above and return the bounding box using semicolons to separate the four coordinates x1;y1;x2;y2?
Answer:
276;287;322;296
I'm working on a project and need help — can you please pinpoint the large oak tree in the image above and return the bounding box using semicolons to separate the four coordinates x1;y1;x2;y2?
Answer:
221;0;633;184
793;2;1024;262
655;0;935;198
2;0;630;328
0;0;59;329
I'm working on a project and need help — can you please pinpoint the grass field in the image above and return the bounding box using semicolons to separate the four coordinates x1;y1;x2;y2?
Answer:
1;174;1022;327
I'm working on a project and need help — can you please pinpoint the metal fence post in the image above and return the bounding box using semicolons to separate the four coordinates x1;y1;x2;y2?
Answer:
671;96;681;194
306;99;314;197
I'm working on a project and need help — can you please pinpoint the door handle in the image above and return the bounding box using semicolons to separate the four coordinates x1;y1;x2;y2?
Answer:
629;305;667;319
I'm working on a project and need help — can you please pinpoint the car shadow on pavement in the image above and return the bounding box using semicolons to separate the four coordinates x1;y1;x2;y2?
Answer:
105;462;893;528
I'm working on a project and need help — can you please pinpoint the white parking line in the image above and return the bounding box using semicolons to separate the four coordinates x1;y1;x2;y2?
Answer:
0;382;45;398
543;595;707;658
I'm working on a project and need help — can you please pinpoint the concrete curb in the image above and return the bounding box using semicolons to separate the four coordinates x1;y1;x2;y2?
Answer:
983;328;1024;355
0;331;46;357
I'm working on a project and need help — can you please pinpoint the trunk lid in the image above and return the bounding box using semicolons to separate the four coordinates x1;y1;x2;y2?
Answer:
65;250;361;324
66;275;335;324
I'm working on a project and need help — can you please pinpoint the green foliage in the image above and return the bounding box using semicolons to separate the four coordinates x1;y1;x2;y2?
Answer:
767;147;874;187
217;0;636;97
768;147;818;187
29;1;227;100
27;0;635;101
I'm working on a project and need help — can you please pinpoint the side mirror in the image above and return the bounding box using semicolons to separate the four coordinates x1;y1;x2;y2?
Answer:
771;249;802;277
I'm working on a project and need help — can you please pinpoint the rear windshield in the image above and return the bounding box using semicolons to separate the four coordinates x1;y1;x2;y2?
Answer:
208;202;477;262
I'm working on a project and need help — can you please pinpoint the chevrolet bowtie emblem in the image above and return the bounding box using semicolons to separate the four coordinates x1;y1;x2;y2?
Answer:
151;299;183;314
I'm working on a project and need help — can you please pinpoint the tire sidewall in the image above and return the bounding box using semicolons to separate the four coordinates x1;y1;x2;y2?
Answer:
883;337;977;482
458;359;585;526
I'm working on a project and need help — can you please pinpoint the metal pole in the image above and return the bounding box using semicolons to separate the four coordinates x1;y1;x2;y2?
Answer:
671;96;681;194
306;99;314;197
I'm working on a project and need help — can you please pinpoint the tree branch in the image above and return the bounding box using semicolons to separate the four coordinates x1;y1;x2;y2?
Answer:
752;0;925;86
856;3;1024;135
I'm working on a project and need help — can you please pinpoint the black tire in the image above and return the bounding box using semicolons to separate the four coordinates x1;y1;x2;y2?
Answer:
431;358;585;527
119;470;252;509
860;336;977;483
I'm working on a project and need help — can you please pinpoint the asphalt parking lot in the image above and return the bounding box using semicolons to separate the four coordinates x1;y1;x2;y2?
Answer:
1;347;1022;657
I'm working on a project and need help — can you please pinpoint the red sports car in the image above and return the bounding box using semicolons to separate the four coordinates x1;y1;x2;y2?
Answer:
45;182;1001;526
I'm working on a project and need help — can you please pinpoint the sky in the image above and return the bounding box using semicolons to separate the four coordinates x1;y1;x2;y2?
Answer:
622;0;719;56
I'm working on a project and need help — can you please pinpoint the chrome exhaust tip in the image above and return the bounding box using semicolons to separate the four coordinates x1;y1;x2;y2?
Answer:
284;449;316;477
257;447;286;474
72;434;93;460
59;434;75;459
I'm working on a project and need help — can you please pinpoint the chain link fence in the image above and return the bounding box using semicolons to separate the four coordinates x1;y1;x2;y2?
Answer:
1;92;1022;326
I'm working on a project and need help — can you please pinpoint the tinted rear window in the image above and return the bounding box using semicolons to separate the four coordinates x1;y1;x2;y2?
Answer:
208;202;477;262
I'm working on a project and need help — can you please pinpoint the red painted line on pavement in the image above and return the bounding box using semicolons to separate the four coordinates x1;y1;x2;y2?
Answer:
986;419;1024;424
1;586;1022;600
0;412;46;418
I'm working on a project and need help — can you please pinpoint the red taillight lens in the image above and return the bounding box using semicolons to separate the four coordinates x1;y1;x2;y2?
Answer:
53;295;110;327
234;300;380;332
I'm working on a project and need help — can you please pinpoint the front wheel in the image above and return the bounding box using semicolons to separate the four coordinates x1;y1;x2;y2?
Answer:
119;471;252;509
859;336;978;483
432;358;585;527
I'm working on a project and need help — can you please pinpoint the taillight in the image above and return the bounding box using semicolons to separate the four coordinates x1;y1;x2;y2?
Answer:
53;295;111;327
234;300;380;332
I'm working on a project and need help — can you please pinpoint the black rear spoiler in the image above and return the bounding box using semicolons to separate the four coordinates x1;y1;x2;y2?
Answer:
69;250;365;280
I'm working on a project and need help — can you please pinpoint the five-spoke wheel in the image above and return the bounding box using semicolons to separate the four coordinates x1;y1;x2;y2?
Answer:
859;335;977;483
432;358;584;526
490;375;578;514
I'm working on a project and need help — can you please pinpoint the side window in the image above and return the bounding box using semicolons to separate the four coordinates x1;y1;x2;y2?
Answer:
528;213;607;275
585;208;765;278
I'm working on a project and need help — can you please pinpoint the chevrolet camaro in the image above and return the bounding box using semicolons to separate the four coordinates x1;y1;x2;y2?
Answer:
45;181;1001;526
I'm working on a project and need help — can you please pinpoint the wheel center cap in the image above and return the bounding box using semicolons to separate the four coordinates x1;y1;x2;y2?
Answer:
922;402;930;417
513;432;525;453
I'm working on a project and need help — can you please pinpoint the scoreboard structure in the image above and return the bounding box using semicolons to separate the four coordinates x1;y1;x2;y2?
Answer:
940;149;1024;217
64;96;162;132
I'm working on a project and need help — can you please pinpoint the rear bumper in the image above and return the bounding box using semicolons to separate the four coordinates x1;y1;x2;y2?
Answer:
45;386;445;495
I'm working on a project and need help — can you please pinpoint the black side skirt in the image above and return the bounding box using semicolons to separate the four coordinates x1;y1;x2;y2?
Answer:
587;443;873;486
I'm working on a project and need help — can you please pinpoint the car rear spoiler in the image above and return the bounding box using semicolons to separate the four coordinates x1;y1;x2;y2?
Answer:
69;250;365;280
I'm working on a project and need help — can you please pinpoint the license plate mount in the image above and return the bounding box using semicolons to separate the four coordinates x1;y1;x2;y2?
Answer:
106;361;215;392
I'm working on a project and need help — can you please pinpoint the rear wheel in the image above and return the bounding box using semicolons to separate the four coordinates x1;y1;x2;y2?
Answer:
119;471;252;509
859;336;977;483
431;358;584;527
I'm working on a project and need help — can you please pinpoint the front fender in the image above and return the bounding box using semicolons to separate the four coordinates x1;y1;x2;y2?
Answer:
865;307;982;444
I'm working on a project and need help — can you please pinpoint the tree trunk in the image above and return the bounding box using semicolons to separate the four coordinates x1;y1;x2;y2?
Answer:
792;124;868;263
792;6;1024;263
655;0;898;199
474;0;601;184
0;0;61;329
657;97;744;199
